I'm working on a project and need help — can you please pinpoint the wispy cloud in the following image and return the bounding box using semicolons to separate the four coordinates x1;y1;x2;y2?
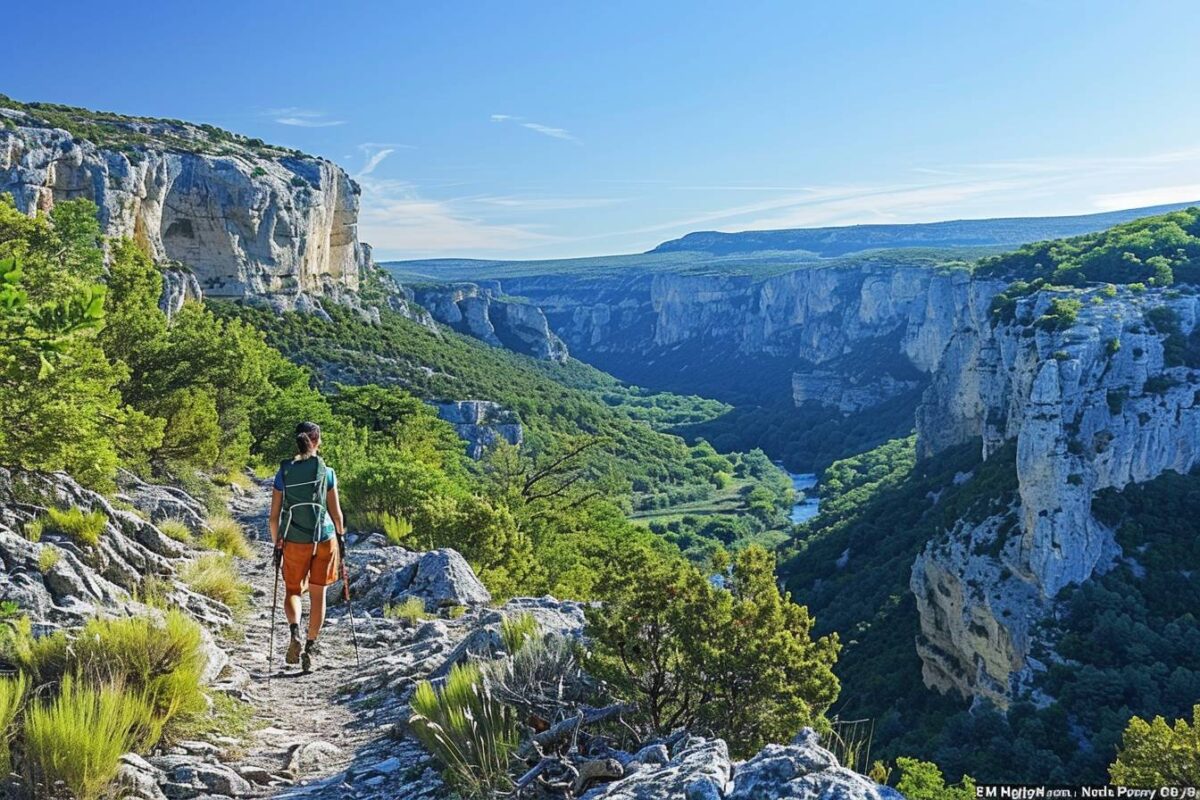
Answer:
357;176;557;256
355;142;413;177
267;107;346;128
491;114;579;143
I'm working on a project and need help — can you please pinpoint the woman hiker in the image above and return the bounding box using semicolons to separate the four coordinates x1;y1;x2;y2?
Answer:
268;421;346;673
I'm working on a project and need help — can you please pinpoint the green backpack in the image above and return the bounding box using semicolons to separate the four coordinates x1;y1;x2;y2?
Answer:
279;457;329;544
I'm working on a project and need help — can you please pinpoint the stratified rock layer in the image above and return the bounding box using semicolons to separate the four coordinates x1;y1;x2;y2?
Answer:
1;113;366;299
912;285;1200;703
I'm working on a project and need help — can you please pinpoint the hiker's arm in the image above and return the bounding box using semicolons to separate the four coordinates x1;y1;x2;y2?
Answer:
269;489;282;546
327;486;345;538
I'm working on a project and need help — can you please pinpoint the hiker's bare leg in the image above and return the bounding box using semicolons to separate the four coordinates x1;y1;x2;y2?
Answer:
285;591;302;626
307;584;326;641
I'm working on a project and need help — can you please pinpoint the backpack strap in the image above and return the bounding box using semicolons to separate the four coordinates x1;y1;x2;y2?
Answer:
279;457;330;553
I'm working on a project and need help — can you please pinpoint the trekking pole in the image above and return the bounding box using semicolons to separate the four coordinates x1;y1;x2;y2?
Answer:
268;545;282;689
338;536;362;669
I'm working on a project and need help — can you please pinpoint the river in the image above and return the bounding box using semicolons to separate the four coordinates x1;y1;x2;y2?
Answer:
787;471;821;524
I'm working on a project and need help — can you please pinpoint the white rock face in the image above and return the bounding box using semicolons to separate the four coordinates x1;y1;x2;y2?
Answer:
413;282;569;361
913;285;1200;703
1;119;366;299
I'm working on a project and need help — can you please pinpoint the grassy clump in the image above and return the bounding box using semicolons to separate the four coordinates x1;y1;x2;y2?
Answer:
44;507;107;546
37;546;60;574
409;662;519;798
23;518;43;543
500;612;539;655
199;514;251;558
181;554;251;612
0;673;27;775
384;597;430;624
24;675;153;800
158;518;193;544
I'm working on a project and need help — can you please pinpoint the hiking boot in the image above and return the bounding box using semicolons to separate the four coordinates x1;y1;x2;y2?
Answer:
285;632;303;665
301;639;320;673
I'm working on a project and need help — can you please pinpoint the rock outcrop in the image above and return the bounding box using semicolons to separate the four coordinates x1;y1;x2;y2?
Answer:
1;105;366;302
912;285;1200;704
434;400;524;458
413;282;569;361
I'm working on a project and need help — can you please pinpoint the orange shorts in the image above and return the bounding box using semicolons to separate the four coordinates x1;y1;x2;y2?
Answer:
281;538;339;593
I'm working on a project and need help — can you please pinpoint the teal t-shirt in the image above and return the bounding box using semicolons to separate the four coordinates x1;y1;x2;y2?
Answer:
274;463;337;541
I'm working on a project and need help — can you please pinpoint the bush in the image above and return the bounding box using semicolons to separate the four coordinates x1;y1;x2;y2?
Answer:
383;597;429;624
486;634;598;722
23;518;43;542
199;514;251;558
895;757;976;800
587;545;840;758
364;511;414;548
158;518;193;544
408;662;518;798
0;673;27;775
44;506;106;546
24;675;153;800
37;546;59;573
181;554;251;612
1109;705;1200;787
500;612;539;655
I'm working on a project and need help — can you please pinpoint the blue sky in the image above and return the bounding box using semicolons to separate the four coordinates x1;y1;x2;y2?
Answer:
8;1;1200;259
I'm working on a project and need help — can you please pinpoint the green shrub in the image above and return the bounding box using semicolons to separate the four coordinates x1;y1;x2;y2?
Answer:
199;513;251;558
37;546;60;573
895;757;976;800
1109;705;1200;787
408;662;518;798
158;518;193;544
383;597;430;623
181;554;251;612
499;612;539;655
0;672;27;775
1035;298;1083;332
44;507;106;546
24;518;43;542
24;675;153;800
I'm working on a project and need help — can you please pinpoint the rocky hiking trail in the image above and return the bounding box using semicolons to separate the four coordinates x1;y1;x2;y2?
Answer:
199;481;439;799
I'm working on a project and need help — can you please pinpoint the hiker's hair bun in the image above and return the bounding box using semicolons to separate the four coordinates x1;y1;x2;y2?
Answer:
295;421;321;458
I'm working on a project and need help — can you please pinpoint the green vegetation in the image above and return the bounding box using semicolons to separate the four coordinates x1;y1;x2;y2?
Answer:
1109;705;1200;787
198;513;251;557
586;545;840;758
0;611;210;799
895;758;976;800
408;662;519;799
0;93;302;160
977;207;1200;286
499;612;539;654
383;597;431;623
36;546;59;573
24;675;153;800
0;673;26;775
1035;297;1082;331
158;518;193;543
44;506;107;546
181;554;252;612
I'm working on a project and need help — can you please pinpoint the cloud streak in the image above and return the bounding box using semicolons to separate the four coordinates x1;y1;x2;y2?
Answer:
491;114;579;143
267;107;346;128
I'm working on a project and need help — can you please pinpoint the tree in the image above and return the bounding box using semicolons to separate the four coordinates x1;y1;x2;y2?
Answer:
1110;705;1200;787
895;758;976;800
586;545;840;757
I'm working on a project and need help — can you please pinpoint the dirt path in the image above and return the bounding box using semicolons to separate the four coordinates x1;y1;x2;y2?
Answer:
217;482;432;799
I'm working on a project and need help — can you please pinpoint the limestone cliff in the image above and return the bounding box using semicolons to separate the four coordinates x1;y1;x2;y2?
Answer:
912;285;1200;704
0;101;366;302
497;266;1003;409
413;282;568;361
